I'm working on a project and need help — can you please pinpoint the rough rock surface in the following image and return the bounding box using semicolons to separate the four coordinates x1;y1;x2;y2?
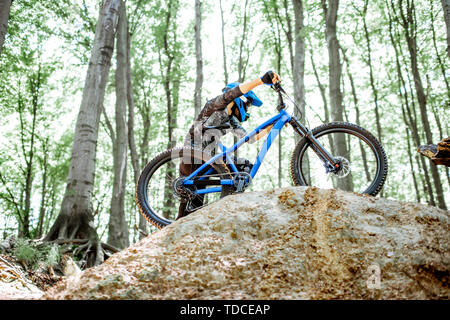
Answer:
0;256;43;300
43;186;449;300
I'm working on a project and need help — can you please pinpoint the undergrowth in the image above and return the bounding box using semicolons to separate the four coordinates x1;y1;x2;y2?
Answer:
12;238;61;270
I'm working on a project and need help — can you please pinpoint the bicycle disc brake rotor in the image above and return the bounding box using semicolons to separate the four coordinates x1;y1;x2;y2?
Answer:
331;156;351;178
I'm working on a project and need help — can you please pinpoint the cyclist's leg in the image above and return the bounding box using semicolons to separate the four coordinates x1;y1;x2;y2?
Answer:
177;151;205;219
231;155;253;173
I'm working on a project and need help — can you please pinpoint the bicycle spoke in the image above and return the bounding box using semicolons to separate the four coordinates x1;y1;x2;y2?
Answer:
296;126;383;194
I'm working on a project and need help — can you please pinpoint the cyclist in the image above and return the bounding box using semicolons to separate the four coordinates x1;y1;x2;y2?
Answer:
178;70;282;219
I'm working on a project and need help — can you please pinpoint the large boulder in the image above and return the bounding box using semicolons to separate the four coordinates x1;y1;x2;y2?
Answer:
43;186;449;299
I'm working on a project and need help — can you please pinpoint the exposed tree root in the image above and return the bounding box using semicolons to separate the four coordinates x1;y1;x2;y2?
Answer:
43;210;118;268
48;239;120;270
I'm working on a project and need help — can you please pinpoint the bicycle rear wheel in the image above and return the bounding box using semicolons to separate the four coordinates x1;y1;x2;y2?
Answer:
136;147;233;229
290;122;388;196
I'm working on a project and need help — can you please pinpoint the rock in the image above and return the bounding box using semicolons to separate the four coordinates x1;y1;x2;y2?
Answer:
43;187;449;300
61;255;82;278
0;255;43;300
0;235;15;253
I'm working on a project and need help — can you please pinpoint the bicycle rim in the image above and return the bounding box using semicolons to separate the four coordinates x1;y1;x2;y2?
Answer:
296;127;384;194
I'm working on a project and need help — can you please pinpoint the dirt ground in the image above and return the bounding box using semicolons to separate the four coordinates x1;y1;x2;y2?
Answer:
38;186;449;300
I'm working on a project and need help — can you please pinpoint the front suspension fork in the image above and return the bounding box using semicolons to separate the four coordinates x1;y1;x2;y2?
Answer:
289;117;340;172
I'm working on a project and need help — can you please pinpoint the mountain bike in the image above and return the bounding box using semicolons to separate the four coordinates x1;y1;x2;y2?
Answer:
136;82;388;229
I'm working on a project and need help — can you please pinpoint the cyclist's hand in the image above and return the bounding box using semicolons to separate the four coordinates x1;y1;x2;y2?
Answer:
261;70;281;86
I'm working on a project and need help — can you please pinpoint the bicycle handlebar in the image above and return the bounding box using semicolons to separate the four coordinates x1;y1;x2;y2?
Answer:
272;81;286;94
271;81;304;120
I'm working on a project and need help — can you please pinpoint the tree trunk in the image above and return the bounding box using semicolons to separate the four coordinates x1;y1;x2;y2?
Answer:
292;0;309;181
261;1;283;187
322;0;352;192
442;0;450;58
309;47;329;122
219;0;229;85
37;137;49;238
237;0;250;83
322;0;343;122
108;0;130;249
194;0;203;117
431;0;450;97
0;0;11;55
273;0;294;71
406;128;421;202
386;0;435;205
126;27;146;238
362;0;382;143
292;0;306;137
17;66;41;238
44;0;121;267
341;46;371;183
399;0;447;210
158;0;180;218
234;0;250;154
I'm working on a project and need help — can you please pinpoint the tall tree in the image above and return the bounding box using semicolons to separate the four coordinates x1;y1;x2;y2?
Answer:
431;0;450;96
194;0;203;117
442;0;450;58
44;0;121;267
0;0;12;55
0;65;46;238
18;69;40;238
340;46;372;184
154;0;182;218
237;0;251;83
292;0;306;142
261;0;284;188
107;0;130;250
36;136;50;238
397;0;447;210
322;0;352;191
219;0;229;85
126;25;147;238
360;0;382;142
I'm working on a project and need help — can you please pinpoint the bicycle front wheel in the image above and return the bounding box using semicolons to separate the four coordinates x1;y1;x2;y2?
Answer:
290;122;388;196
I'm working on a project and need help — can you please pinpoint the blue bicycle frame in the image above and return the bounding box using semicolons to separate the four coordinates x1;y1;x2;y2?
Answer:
182;108;292;195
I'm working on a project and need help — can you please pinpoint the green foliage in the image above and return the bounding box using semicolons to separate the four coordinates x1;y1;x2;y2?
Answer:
0;0;448;242
13;238;39;265
12;238;61;270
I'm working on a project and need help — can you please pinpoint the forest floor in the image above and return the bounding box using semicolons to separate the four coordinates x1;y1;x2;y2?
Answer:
0;254;49;299
1;186;449;300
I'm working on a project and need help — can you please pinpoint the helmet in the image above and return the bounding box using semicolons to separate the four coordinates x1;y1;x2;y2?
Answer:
223;82;263;122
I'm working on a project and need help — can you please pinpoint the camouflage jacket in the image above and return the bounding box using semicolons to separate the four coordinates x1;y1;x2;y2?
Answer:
184;85;247;156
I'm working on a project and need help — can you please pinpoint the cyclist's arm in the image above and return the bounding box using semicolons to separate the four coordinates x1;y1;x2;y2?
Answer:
203;71;281;117
239;72;281;93
202;86;243;117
